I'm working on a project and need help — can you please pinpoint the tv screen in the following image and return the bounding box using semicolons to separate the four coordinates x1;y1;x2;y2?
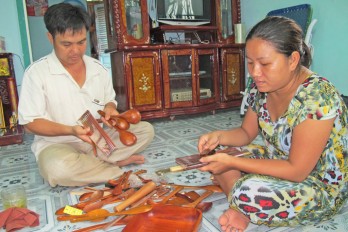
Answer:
157;0;211;26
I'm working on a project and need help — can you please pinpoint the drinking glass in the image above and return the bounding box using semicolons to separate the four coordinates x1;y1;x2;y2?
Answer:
1;185;27;209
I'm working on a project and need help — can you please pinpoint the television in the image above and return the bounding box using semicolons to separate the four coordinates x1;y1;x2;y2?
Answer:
156;0;211;26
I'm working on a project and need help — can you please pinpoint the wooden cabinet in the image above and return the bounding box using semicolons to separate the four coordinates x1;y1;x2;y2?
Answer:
219;46;245;108
107;0;244;119
0;53;24;145
112;50;162;113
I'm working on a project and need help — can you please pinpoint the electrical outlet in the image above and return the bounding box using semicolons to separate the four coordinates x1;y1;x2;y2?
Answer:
0;36;6;52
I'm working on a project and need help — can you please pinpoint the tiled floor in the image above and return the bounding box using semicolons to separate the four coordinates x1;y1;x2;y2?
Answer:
1;109;347;232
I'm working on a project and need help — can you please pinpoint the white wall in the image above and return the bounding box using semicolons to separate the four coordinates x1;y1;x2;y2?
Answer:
0;0;25;92
28;0;90;61
241;0;348;95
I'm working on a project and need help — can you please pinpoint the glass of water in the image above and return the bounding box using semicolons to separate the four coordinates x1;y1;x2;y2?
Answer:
1;185;27;209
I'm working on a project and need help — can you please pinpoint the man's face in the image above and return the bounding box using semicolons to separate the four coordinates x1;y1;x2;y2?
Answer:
47;28;87;67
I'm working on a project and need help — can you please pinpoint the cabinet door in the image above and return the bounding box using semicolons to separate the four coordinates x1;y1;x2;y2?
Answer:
220;48;245;102
107;0;150;49
162;49;219;109
216;0;241;44
125;51;162;111
196;49;219;106
162;49;194;109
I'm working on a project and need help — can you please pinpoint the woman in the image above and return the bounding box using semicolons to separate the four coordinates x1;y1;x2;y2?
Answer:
198;16;348;231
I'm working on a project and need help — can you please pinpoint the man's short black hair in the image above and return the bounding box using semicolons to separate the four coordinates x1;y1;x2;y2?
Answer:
44;3;91;38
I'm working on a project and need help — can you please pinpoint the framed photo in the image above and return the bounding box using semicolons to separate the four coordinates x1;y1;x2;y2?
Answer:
26;0;48;17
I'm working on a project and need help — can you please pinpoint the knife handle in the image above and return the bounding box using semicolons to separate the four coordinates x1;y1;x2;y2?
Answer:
114;181;156;212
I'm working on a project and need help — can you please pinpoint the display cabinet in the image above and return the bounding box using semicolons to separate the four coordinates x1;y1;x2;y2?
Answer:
0;53;23;146
107;0;244;119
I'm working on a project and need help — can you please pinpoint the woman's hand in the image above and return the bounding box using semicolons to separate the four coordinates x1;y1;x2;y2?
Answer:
198;132;220;154
198;152;234;175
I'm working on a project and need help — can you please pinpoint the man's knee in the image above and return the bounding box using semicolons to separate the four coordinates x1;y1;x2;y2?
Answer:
38;145;80;186
142;121;155;140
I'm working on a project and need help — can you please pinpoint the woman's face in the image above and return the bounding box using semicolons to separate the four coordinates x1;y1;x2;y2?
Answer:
246;38;298;93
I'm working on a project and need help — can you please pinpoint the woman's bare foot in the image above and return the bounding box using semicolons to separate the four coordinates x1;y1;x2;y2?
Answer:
219;208;250;232
116;154;145;167
210;174;220;185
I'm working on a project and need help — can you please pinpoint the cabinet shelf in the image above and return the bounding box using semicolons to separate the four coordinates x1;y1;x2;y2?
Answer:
169;76;211;81
153;25;218;32
169;77;191;81
169;73;192;77
152;26;218;45
169;70;206;77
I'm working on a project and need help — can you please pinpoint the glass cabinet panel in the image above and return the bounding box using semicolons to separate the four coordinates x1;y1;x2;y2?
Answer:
168;54;193;103
125;0;143;39
220;0;233;39
165;50;216;105
198;54;214;101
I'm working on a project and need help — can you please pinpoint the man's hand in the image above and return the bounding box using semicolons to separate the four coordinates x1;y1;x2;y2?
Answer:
72;125;93;144
100;103;119;128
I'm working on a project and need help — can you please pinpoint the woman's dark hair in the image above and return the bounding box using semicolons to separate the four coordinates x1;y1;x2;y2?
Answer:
246;16;312;68
44;3;91;38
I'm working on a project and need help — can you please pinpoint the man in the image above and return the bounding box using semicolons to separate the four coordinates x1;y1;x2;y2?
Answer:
18;3;154;187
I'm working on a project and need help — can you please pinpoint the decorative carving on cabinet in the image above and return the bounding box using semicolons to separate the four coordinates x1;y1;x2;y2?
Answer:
128;57;156;105
228;68;237;86
123;51;162;112
227;62;241;95
138;73;151;92
220;48;245;104
227;59;240;95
